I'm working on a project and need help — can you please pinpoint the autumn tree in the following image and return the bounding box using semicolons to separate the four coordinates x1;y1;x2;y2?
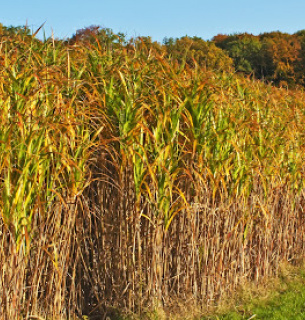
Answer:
258;32;301;86
214;31;304;87
69;25;126;51
293;30;305;85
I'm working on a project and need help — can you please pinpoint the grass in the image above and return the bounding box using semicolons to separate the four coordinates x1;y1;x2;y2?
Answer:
112;263;305;320
202;263;305;320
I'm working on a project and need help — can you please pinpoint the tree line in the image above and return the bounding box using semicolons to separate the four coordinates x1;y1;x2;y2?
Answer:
2;23;305;88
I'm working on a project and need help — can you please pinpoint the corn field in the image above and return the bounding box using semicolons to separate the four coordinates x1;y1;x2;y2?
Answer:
1;31;305;319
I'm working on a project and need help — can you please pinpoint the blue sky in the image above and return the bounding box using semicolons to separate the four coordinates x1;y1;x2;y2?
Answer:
1;0;305;42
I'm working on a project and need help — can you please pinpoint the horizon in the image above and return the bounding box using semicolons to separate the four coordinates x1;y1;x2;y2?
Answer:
1;0;305;42
3;23;305;44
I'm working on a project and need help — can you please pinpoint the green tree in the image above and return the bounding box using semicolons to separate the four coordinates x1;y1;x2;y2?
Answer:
164;36;233;72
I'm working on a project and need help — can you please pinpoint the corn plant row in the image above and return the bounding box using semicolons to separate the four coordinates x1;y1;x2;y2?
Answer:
0;32;305;318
